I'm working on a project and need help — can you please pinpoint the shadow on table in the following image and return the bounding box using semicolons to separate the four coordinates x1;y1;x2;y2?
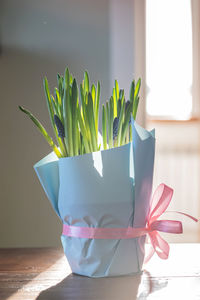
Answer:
36;270;168;300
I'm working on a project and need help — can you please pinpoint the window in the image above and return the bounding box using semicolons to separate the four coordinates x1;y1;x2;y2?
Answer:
146;0;193;120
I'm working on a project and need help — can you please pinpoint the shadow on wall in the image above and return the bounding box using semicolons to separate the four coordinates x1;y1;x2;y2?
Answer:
0;48;69;247
0;0;130;248
0;44;109;248
0;0;111;247
0;47;67;248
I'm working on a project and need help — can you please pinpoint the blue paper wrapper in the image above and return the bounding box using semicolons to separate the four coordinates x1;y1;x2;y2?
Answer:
34;121;155;277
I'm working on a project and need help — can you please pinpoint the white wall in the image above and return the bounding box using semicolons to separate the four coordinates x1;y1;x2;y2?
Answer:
109;0;146;125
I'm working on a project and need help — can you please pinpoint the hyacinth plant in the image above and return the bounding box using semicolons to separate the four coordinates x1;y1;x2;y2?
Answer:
19;68;141;158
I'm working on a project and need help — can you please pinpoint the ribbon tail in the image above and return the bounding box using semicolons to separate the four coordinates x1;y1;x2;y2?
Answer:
166;211;199;222
149;231;169;260
144;244;155;264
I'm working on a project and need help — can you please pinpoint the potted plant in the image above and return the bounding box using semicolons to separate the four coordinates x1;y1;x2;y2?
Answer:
19;68;186;277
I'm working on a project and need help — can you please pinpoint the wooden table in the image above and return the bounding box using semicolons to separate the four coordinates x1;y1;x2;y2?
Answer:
0;244;200;299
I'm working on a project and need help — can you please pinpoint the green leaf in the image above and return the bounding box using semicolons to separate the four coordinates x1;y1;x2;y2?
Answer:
18;106;62;158
134;78;141;101
91;84;96;106
133;96;140;120
70;74;73;85
115;80;119;100
119;89;123;100
121;89;125;105
77;104;90;153
43;77;55;132
60;76;64;100
102;104;107;150
57;74;62;97
57;73;61;85
50;95;67;155
112;87;117;118
109;96;114;148
95;81;100;137
84;70;89;94
80;83;85;113
132;78;141;120
129;124;132;143
121;102;133;145
129;80;135;103
51;95;59;116
80;86;90;142
43;77;66;155
57;74;64;106
106;101;110;147
86;93;98;151
71;79;79;156
55;88;63;122
117;100;125;146
63;68;73;156
117;99;121;118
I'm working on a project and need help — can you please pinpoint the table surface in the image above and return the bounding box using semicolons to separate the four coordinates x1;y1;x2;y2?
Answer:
0;244;200;300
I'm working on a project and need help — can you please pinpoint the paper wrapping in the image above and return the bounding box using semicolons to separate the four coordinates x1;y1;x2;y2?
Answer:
34;121;155;277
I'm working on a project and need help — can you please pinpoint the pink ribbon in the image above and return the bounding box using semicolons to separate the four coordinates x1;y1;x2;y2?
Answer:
62;184;198;260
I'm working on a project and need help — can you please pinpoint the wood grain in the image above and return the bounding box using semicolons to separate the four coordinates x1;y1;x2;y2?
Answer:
0;244;200;299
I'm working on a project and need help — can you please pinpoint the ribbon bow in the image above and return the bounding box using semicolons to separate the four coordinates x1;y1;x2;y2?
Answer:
62;184;198;261
144;184;198;261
